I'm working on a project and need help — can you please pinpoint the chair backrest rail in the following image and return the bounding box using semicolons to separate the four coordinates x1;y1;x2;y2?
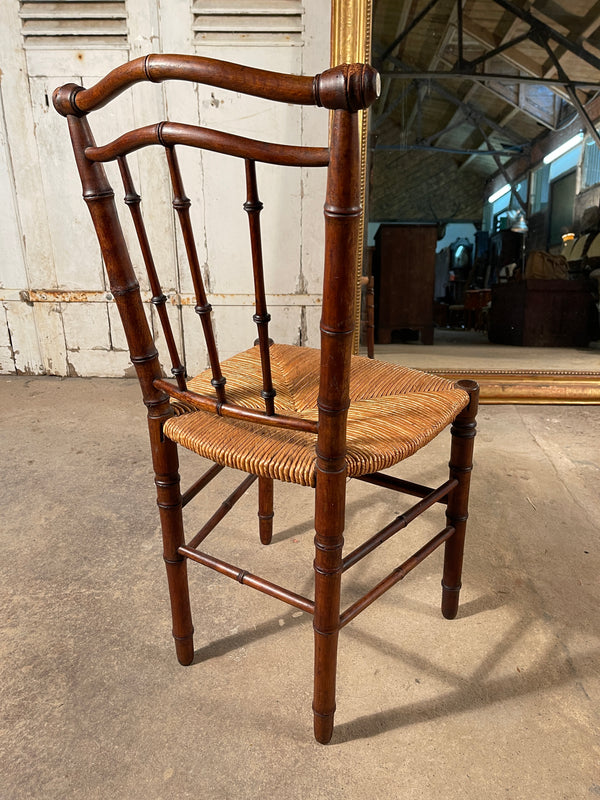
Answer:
84;122;330;168
53;56;379;118
53;59;379;436
70;55;320;115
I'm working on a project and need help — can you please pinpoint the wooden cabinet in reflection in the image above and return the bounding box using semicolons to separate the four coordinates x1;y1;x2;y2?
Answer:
489;279;595;346
372;224;437;345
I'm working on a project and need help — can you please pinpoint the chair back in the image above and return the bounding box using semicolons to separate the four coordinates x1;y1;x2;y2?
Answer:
54;55;379;449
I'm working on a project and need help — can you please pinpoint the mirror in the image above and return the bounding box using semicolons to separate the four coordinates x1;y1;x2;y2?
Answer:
331;0;600;403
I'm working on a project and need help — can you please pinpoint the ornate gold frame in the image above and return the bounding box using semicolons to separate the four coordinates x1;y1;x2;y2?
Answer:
330;0;372;356
330;0;600;404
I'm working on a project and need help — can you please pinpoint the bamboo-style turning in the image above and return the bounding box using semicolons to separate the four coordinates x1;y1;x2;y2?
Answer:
85;123;330;168
244;159;275;417
54;54;482;747
153;378;318;434
165;145;226;404
357;471;453;504
178;545;315;615
339;526;456;629
187;474;257;549
258;476;274;546
181;463;224;508
342;478;458;571
118;155;187;389
52;55;381;117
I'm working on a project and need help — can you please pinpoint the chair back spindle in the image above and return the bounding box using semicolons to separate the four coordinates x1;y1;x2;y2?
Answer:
165;143;227;403
244;159;275;416
117;154;187;390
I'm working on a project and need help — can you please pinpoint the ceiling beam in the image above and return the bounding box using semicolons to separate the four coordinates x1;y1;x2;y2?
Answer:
375;0;413;115
378;0;443;64
402;13;457;136
379;54;528;145
540;0;600;79
458;105;521;171
379;70;599;91
538;35;600;149
372;144;523;157
460;16;571;103
580;2;600;41
371;80;417;131
490;0;600;73
431;83;479;147
478;125;527;212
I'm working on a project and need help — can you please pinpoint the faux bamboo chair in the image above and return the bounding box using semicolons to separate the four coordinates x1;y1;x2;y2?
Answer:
53;55;479;744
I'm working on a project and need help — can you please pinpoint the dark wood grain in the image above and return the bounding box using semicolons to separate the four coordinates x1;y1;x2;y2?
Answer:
258;477;274;546
442;380;480;619
312;107;362;744
85;122;330;168
165;145;226;404
52;55;379;116
153;378;318;434
118;155;187;389
63;112;195;666
341;479;458;571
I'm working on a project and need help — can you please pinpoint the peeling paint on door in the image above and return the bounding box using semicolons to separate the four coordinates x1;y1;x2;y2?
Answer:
0;0;329;376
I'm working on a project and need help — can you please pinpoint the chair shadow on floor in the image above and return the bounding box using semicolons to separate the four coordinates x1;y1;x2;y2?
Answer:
334;617;598;743
178;461;594;743
186;562;596;744
189;583;506;665
186;483;452;666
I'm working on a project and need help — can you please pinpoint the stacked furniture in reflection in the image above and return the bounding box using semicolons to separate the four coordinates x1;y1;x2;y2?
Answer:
371;221;598;348
489;247;597;347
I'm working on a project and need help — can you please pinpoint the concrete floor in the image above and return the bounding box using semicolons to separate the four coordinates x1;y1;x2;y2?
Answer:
1;375;599;799
363;330;600;371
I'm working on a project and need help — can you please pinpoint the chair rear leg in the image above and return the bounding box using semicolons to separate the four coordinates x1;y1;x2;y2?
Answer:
442;380;479;620
149;413;195;665
258;476;274;545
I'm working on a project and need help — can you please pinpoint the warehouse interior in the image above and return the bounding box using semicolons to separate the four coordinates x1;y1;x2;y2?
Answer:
367;0;600;370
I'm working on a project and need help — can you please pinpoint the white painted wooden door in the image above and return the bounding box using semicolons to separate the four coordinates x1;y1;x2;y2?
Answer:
0;0;329;376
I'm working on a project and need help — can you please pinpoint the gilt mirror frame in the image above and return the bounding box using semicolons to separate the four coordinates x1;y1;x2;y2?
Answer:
330;0;600;404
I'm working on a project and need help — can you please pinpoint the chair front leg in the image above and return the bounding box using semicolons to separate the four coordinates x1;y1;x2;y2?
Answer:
312;469;345;744
149;410;195;665
442;380;479;620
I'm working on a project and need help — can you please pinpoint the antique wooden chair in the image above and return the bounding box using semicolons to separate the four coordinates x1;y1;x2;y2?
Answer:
53;55;479;744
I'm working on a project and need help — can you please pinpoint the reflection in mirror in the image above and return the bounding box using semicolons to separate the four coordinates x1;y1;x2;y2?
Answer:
356;0;600;402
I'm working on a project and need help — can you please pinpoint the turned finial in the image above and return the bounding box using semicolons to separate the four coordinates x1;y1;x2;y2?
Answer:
314;63;380;112
52;83;86;117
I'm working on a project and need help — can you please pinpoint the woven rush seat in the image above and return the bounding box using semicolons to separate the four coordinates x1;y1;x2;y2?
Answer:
164;343;469;487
